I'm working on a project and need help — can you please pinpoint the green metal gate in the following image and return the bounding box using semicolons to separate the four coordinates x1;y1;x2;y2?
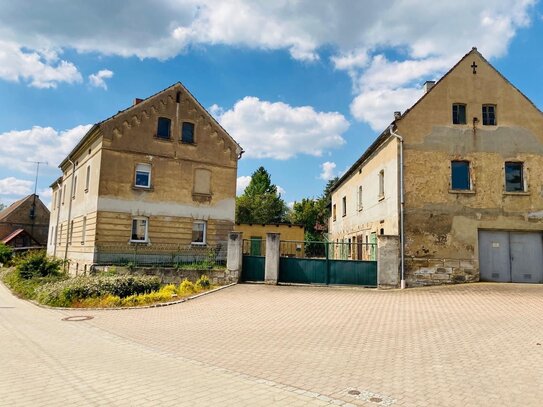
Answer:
241;239;265;282
278;240;377;287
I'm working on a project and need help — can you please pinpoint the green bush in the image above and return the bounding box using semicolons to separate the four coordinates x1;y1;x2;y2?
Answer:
0;243;13;265
15;251;63;279
196;275;211;289
2;268;66;299
36;275;161;307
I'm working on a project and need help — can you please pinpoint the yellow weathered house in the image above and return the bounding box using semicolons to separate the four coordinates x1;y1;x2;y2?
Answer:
47;83;242;273
329;48;543;287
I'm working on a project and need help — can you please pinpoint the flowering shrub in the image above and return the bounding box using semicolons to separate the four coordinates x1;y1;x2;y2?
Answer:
15;250;63;279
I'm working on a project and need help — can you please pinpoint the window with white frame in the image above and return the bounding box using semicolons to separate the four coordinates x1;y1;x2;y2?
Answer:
81;216;87;244
85;166;90;192
378;170;385;198
72;176;77;199
357;185;363;211
131;218;148;242
192;220;206;245
134;163;151;188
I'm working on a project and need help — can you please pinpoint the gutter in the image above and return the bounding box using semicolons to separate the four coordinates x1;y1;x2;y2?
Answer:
63;158;76;271
389;125;406;289
53;179;62;257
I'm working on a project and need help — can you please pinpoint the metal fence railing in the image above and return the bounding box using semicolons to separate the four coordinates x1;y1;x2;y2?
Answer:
94;242;227;268
279;240;377;261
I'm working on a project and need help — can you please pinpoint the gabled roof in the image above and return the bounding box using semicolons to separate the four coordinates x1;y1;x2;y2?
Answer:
60;82;243;168
331;47;543;193
0;194;37;222
1;228;40;245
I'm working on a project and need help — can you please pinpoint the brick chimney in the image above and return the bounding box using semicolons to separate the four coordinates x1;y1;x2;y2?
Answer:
133;98;143;106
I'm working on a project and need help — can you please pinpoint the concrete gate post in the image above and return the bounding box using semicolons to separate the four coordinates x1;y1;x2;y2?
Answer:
265;233;281;285
377;235;400;288
226;232;243;283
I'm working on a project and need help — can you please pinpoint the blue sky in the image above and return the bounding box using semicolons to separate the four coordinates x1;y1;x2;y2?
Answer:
0;0;542;208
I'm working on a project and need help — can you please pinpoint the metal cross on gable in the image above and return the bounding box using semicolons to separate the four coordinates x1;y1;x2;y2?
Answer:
471;61;478;74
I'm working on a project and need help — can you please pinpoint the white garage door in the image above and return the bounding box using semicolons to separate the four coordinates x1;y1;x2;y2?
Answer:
479;231;543;283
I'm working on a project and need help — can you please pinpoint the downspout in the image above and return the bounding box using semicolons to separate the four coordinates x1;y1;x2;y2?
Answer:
389;125;406;289
63;159;76;272
52;180;62;257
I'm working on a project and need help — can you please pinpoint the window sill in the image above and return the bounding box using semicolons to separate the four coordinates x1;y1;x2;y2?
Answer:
154;135;172;142
192;192;212;203
129;240;149;244
191;242;206;246
503;191;530;196
181;141;197;146
132;185;154;191
448;189;475;194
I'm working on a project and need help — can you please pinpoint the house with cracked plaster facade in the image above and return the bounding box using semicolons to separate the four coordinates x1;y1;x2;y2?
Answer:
47;83;243;273
329;48;543;287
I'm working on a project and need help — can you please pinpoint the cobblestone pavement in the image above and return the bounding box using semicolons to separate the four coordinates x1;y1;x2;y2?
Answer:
3;282;543;406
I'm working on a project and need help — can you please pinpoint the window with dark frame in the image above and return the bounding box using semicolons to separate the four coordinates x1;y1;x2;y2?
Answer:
181;122;195;143
482;105;496;125
505;162;524;192
452;104;467;124
451;161;471;190
156;117;171;139
332;204;336;221
342;196;347;217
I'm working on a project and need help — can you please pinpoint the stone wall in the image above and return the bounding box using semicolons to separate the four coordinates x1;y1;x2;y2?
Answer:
406;258;479;287
91;265;239;286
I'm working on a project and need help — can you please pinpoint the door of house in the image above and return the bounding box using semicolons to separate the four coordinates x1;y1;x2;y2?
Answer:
479;230;543;283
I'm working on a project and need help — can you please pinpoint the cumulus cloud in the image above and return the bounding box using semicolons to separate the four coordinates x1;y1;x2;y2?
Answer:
236;175;251;196
0;40;82;88
319;161;337;181
215;97;349;160
0;177;33;196
0;1;534;124
88;69;114;89
0;125;92;173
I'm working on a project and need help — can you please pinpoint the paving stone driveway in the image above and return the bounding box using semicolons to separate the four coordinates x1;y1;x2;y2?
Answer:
2;282;543;406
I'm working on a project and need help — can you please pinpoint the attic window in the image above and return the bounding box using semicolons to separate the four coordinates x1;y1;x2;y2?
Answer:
452;104;466;125
482;105;496;126
156;117;171;139
181;122;195;144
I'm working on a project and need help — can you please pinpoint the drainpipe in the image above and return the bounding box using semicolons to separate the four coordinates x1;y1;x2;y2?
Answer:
389;125;406;289
63;159;76;272
53;180;62;257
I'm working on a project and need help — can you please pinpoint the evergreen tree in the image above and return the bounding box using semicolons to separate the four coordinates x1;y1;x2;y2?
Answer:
236;167;288;224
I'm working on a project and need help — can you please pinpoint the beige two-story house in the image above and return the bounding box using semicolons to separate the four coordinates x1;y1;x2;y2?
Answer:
47;83;242;273
330;48;543;287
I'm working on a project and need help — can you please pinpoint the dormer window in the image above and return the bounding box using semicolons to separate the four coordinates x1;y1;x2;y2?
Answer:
156;117;171;139
482;105;496;126
452;104;466;124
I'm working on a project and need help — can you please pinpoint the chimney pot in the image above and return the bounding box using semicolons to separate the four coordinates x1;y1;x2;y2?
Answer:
133;98;143;106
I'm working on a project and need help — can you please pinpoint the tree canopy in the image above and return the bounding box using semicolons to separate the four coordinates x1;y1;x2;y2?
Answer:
235;166;288;224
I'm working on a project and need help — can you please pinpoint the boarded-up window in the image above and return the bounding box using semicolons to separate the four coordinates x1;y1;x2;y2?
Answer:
194;168;211;195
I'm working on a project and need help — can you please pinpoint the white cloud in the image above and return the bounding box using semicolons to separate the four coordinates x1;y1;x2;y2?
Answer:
0;125;92;174
0;177;33;196
236;175;251;196
277;185;286;196
319;161;337;181
0;1;534;124
0;40;82;88
88;69;114;90
216;97;349;160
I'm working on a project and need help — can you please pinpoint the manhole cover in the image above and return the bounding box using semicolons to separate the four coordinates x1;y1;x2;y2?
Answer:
370;397;383;403
348;390;361;395
62;315;94;322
